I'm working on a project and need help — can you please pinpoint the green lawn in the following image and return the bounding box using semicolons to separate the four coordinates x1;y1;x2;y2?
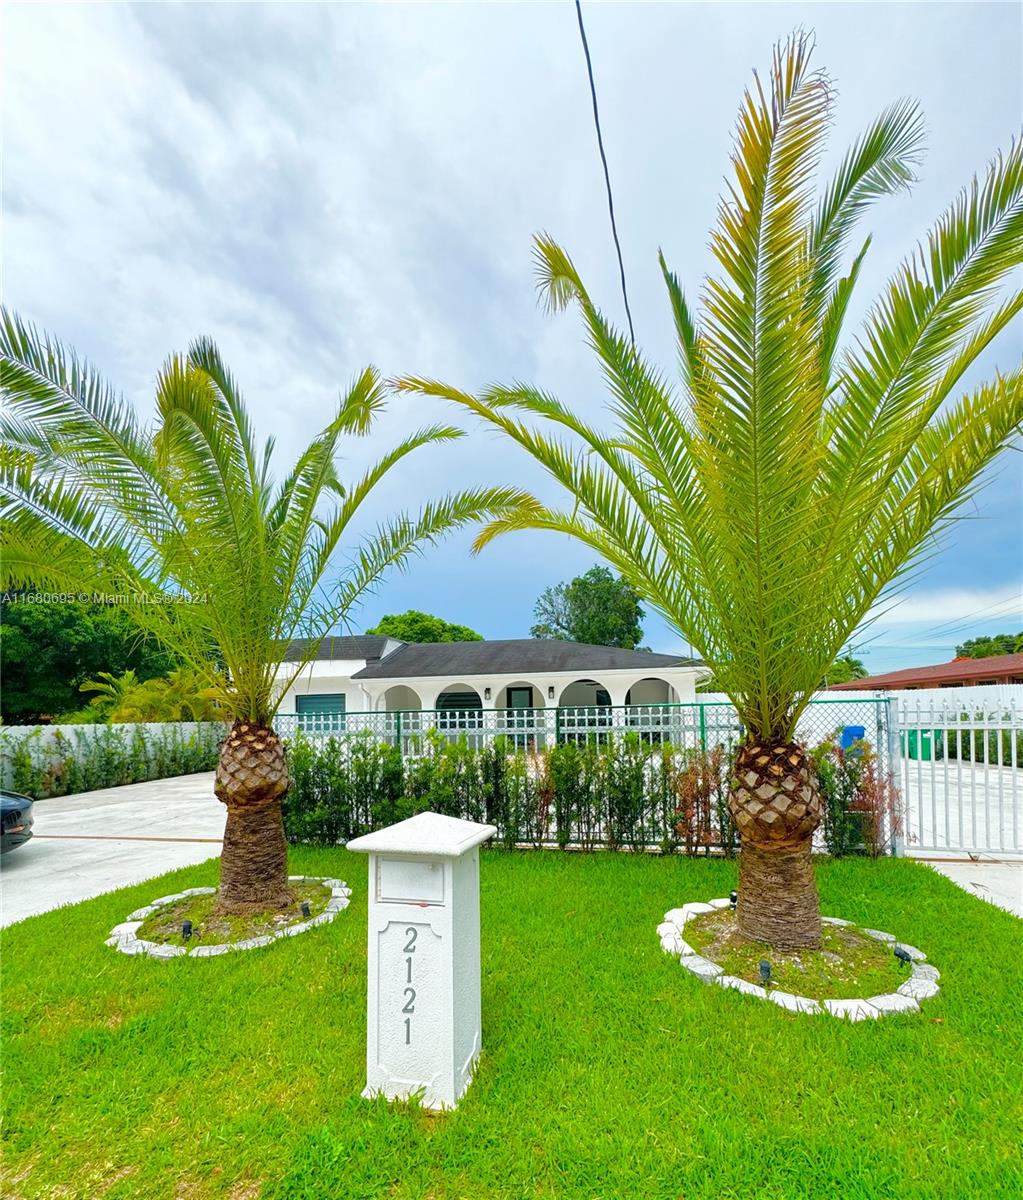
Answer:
3;852;1021;1200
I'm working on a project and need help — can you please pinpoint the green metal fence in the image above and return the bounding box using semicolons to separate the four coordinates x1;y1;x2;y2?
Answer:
278;697;897;854
275;697;892;761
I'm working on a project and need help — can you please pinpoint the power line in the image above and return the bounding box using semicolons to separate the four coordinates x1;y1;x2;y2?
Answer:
574;0;636;347
908;596;1023;642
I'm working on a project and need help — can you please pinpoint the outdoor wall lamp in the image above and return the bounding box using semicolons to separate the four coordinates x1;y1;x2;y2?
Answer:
548;686;555;700
484;688;491;701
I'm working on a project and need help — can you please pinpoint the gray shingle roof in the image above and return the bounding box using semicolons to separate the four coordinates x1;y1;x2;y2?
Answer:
351;638;698;680
282;635;393;663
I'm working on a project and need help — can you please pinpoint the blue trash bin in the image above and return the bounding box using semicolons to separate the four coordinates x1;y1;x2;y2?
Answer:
840;725;866;752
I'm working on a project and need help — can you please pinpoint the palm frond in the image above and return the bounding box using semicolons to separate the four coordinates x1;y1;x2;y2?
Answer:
400;37;1023;739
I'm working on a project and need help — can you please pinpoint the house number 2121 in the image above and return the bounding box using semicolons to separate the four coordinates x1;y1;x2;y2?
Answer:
402;927;417;1045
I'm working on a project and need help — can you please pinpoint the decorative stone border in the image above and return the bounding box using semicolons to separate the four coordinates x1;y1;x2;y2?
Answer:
106;876;351;959
657;899;939;1020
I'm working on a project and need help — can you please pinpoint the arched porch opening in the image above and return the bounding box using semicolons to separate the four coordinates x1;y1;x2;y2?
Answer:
557;678;612;708
382;684;422;712
557;678;614;744
435;683;484;731
499;680;546;710
625;678;680;705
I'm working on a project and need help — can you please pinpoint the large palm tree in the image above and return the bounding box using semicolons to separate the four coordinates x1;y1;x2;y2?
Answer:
399;36;1023;948
0;313;526;911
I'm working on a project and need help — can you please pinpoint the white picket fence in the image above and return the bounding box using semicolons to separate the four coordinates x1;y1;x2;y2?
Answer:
890;689;1023;857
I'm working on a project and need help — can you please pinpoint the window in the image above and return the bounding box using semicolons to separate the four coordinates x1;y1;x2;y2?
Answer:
508;687;533;709
295;693;346;734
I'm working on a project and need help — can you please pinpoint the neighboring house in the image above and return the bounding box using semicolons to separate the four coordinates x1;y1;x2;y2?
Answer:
275;635;707;733
830;652;1023;691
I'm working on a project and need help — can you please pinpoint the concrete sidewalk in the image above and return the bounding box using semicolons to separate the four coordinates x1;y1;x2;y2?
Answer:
923;858;1023;918
0;772;224;927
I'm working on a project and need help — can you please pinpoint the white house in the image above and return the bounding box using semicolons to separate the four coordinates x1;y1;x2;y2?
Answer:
274;635;707;734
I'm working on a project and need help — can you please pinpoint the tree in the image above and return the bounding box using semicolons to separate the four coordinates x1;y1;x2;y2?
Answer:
0;314;524;911
80;666;227;722
366;610;482;642
531;565;644;648
400;36;1023;948
823;655;868;686
955;631;1023;658
0;593;176;723
79;669;145;720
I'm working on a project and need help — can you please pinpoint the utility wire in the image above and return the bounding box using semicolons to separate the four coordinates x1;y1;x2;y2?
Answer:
574;0;636;347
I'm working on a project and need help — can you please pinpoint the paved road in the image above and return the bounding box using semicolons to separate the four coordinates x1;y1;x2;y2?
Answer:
0;772;224;927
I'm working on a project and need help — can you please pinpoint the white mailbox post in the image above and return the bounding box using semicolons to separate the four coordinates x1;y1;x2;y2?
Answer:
346;811;496;1111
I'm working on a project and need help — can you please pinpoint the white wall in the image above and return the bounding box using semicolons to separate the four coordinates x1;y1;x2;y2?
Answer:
275;658;371;715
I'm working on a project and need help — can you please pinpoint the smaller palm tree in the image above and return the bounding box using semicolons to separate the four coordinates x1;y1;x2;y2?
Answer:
94;666;227;723
1;314;526;911
399;35;1023;948
79;669;143;720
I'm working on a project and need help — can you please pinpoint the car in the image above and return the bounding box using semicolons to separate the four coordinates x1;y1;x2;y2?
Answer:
1;790;35;853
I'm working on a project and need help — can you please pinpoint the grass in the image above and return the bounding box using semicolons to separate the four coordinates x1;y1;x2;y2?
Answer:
137;882;331;947
2;851;1022;1200
684;908;905;999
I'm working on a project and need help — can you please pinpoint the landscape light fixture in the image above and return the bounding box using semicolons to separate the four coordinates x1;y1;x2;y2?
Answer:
894;945;912;967
758;960;772;985
182;920;193;941
729;890;738;910
301;901;311;919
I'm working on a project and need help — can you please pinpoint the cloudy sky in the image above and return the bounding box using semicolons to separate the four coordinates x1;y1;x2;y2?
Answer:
4;1;1021;672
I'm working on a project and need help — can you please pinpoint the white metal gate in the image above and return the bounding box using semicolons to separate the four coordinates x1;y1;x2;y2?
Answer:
893;690;1023;857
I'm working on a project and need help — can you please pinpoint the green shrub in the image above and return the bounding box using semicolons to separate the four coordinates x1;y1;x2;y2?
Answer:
811;734;899;857
280;733;741;854
0;722;223;800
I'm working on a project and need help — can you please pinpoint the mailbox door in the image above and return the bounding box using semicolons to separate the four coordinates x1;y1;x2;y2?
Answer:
365;856;455;1108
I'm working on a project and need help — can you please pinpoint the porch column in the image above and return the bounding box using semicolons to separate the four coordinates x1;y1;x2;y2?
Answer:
417;684;444;712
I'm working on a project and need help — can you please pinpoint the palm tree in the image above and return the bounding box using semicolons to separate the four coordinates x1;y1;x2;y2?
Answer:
93;666;228;723
0;314;526;912
79;669;144;720
399;35;1023;948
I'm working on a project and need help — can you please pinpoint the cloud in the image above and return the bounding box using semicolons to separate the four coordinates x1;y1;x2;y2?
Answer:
868;587;1023;628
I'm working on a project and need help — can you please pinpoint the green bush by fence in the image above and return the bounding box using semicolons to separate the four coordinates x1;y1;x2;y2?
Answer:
282;730;743;854
1;723;224;800
282;729;893;856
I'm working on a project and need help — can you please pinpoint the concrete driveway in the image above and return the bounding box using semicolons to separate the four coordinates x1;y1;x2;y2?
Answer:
0;772;224;927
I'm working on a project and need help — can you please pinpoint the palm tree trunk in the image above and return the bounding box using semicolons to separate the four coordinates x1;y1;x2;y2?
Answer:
214;720;292;912
728;739;824;949
736;840;821;949
218;800;291;911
